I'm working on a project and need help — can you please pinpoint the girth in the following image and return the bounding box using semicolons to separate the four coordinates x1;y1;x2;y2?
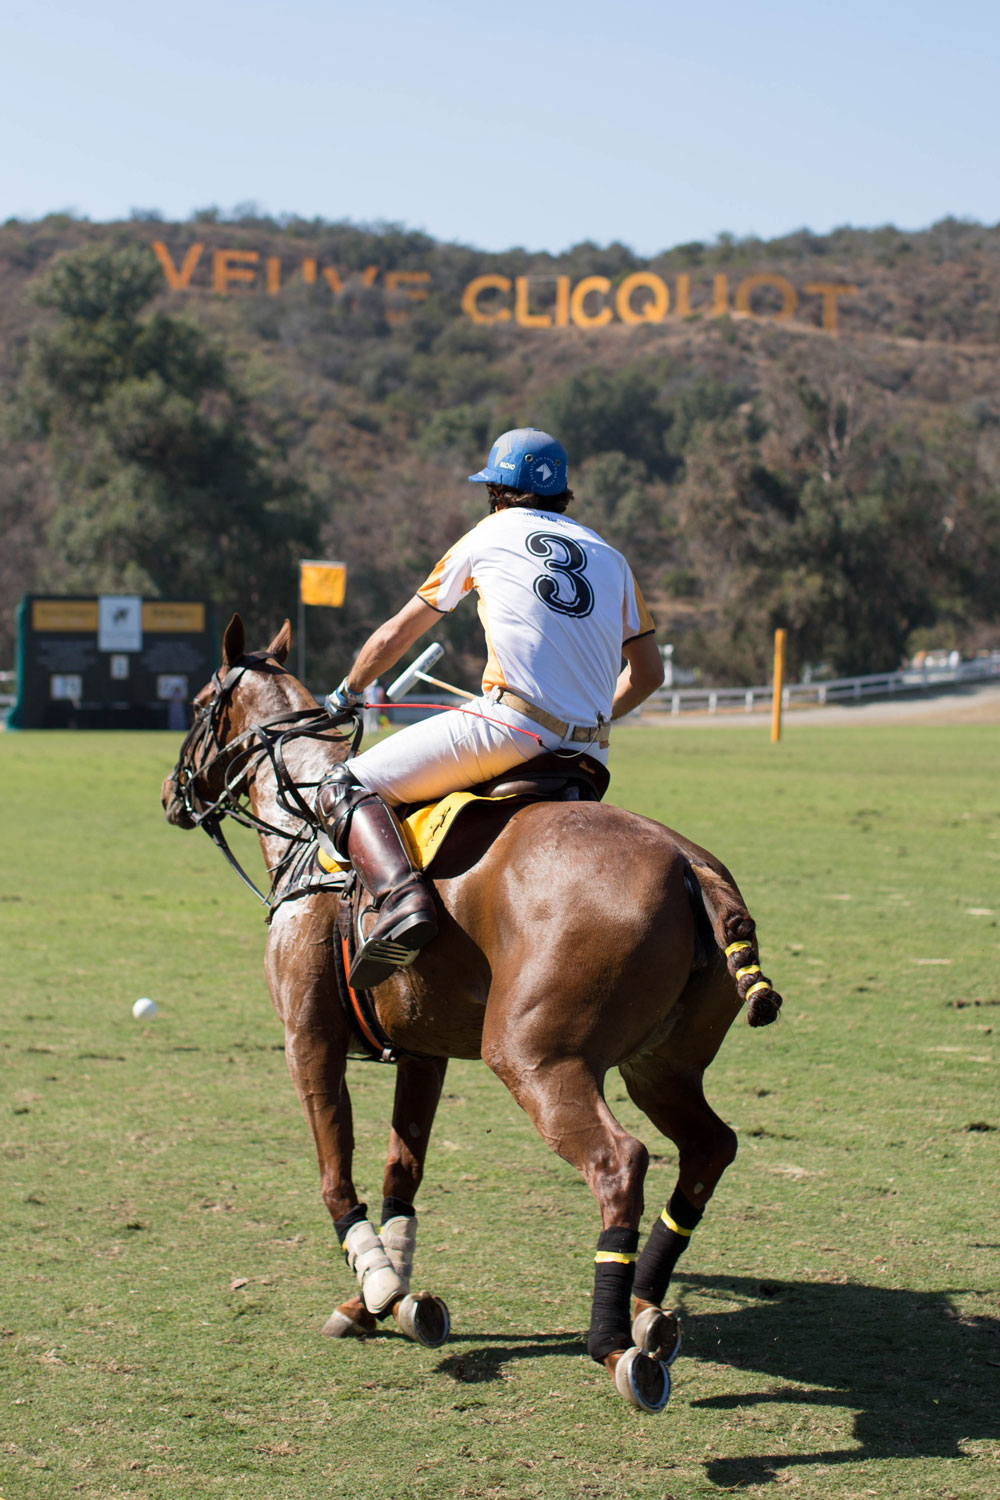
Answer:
334;883;418;1064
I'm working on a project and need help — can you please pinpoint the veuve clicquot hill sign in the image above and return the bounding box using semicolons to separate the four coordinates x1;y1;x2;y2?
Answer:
152;241;858;334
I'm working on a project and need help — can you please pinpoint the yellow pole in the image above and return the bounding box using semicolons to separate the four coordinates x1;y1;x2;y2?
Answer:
771;628;787;743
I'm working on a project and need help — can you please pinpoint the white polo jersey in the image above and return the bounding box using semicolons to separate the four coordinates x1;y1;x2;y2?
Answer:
417;507;654;726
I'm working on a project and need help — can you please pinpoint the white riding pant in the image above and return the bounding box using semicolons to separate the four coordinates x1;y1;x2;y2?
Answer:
348;691;609;807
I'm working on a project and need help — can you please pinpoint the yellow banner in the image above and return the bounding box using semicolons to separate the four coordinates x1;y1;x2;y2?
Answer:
142;602;205;632
300;561;346;607
32;600;100;632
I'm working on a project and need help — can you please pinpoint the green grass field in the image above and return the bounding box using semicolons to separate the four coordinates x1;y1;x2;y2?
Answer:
2;721;998;1500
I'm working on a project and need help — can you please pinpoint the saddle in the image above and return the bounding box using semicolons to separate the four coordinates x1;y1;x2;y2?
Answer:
333;751;609;1061
459;750;610;806
316;751;610;878
396;749;609;847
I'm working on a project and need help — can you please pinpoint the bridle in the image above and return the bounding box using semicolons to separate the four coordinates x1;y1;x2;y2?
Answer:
169;654;363;910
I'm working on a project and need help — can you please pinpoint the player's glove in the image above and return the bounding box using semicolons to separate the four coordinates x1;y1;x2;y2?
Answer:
325;677;366;714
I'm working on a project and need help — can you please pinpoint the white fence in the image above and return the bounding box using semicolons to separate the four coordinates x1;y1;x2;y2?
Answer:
645;652;1000;716
3;654;998;727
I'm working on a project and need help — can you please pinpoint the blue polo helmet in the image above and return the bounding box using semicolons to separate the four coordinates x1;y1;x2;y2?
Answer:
468;427;568;497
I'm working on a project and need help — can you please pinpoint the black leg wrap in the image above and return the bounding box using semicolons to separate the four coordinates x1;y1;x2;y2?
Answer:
633;1189;703;1305
381;1196;416;1223
333;1202;368;1247
587;1227;639;1364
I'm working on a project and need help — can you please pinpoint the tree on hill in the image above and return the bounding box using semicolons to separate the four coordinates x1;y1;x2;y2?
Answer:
672;361;1000;680
17;244;319;633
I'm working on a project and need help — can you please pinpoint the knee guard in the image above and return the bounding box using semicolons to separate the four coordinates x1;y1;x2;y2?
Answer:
316;764;369;861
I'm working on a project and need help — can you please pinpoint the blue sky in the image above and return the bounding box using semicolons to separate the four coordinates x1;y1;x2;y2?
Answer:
3;0;998;254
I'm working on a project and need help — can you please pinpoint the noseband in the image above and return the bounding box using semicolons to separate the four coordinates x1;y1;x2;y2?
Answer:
169;655;362;908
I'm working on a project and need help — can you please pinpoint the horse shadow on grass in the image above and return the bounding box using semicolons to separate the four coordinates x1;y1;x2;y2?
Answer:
434;1334;584;1384
675;1272;998;1487
433;1274;998;1486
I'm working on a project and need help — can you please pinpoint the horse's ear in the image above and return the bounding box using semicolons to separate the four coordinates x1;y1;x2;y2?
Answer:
221;613;245;669
266;619;291;665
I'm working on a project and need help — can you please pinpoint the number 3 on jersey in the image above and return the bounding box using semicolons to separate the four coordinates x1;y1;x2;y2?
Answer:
526;532;595;619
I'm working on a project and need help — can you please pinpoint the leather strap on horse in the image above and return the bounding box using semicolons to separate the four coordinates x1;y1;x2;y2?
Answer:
333;892;412;1064
201;813;271;908
493;689;610;748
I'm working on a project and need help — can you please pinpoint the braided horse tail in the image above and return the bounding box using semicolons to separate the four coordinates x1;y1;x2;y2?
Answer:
687;857;783;1027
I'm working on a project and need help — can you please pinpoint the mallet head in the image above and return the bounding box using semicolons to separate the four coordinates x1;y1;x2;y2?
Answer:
386;642;446;701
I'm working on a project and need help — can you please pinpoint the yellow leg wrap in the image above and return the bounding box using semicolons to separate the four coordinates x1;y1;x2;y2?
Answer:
660;1210;693;1237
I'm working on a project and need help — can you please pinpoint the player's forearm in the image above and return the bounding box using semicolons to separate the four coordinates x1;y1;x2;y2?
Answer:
345;599;435;691
611;637;665;719
611;669;649;719
346;627;406;691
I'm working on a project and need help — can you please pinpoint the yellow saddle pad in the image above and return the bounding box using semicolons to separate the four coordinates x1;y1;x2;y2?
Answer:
317;789;521;876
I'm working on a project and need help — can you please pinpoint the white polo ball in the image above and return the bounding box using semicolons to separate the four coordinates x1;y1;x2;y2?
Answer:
132;998;158;1020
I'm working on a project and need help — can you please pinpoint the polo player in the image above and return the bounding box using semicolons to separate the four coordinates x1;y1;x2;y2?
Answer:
316;427;665;988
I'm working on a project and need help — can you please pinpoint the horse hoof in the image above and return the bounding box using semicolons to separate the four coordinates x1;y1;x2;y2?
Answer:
394;1292;451;1348
322;1298;378;1338
613;1347;671;1413
631;1305;681;1366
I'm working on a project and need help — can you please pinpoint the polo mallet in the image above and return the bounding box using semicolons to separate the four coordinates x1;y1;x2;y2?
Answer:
386;643;474;702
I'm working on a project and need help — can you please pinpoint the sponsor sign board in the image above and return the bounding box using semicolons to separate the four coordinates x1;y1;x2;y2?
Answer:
8;595;215;730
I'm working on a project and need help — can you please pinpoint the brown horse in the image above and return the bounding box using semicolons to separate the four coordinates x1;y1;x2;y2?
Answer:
161;615;782;1412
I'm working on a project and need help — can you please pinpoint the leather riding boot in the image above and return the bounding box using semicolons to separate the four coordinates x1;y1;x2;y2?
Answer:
318;778;437;989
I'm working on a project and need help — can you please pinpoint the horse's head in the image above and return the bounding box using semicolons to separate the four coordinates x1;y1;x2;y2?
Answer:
160;612;292;828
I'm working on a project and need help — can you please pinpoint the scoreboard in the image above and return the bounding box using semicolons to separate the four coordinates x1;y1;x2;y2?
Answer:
8;595;215;730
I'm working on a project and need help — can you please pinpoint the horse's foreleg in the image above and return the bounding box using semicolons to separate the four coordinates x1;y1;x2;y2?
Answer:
380;1054;448;1277
266;914;381;1337
325;1055;452;1345
378;1055;451;1347
282;1026;385;1337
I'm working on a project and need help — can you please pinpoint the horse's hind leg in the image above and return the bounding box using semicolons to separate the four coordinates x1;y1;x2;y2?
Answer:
483;1040;669;1410
620;1043;739;1356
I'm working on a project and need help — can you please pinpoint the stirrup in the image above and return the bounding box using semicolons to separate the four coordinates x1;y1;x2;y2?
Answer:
349;906;437;989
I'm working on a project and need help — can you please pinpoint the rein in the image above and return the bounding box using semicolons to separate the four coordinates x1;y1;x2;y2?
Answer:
171;659;363;912
171;655;429;1065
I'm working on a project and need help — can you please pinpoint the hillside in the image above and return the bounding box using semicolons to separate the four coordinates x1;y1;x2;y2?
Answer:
2;211;998;685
